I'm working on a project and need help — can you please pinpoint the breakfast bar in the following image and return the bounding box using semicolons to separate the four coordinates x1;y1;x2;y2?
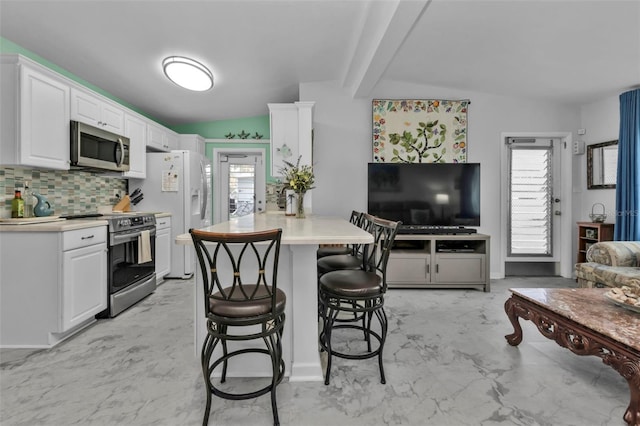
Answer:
176;213;373;382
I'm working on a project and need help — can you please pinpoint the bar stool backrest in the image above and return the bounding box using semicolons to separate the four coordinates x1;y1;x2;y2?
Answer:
345;212;374;259
190;228;283;320
363;217;401;292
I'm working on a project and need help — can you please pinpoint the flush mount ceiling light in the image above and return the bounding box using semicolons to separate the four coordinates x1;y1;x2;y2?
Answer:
162;56;213;91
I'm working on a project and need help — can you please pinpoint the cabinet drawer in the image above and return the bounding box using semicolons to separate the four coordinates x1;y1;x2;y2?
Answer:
155;217;171;230
63;226;107;251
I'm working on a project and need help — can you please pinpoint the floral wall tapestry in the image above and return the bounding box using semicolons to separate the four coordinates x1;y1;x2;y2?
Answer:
372;99;469;163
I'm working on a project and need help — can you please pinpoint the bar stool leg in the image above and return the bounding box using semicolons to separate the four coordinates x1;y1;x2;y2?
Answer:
201;333;216;425
376;308;388;384
323;306;338;385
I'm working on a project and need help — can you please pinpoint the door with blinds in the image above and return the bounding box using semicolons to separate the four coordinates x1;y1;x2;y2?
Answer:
216;153;266;223
506;138;561;266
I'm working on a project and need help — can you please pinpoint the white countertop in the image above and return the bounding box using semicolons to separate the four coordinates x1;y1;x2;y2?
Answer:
0;211;170;232
176;212;373;245
0;219;108;232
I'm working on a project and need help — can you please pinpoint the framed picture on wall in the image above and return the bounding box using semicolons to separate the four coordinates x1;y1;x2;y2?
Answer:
372;99;470;163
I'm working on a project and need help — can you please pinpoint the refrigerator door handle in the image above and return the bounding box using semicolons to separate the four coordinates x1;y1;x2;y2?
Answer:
200;160;207;221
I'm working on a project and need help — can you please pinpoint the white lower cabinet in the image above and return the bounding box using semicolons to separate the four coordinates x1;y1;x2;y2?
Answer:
0;225;107;348
155;216;172;280
62;241;108;331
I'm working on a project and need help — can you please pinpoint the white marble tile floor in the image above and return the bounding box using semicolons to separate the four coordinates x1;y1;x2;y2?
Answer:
0;277;628;426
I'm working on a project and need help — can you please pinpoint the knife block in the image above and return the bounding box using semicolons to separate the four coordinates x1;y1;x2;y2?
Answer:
112;195;131;212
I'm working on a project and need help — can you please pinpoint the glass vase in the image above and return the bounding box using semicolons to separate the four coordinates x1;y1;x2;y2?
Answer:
296;192;306;219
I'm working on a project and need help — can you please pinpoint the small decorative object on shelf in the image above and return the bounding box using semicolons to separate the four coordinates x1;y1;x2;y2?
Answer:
589;202;607;223
279;156;314;219
253;132;263;139
238;130;251;139
224;132;235;139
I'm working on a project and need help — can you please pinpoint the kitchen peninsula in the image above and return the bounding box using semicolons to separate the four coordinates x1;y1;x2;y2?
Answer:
176;212;373;381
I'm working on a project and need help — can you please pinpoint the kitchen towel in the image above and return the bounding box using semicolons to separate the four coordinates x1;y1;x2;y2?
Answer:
138;230;152;264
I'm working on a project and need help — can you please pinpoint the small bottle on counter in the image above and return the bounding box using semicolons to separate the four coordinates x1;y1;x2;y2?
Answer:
23;181;34;218
11;190;25;218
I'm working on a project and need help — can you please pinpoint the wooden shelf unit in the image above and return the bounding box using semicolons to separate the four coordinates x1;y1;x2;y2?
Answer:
387;233;490;292
576;222;614;263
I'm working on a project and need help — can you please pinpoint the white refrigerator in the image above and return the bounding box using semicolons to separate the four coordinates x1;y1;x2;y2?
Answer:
131;150;211;279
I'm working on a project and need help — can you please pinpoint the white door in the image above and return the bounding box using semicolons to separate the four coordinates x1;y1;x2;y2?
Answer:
504;137;562;270
213;149;266;224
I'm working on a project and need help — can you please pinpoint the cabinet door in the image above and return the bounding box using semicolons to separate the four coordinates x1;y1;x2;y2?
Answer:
123;114;146;178
147;122;169;151
166;130;179;151
387;252;429;284
269;104;299;176
434;254;485;283
62;244;107;331
19;65;70;169
71;88;124;134
155;227;171;279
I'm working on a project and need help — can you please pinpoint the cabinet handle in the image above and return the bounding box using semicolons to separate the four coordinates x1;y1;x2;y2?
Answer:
436;264;439;274
158;221;166;225
81;235;95;240
426;264;430;274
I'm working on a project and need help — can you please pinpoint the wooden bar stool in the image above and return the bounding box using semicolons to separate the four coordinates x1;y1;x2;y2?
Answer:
190;228;286;426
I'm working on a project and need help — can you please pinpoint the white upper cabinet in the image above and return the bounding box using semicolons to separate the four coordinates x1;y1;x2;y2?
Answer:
70;87;125;134
179;134;205;155
147;123;179;152
147;122;170;152
269;104;299;176
269;102;314;178
167;129;179;151
0;54;71;170
123;113;146;179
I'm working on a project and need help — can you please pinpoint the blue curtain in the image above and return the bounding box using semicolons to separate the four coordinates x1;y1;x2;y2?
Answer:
614;88;640;241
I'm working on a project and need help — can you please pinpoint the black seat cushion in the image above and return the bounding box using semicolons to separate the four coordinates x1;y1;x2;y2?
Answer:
317;246;351;258
319;270;382;298
317;254;362;274
209;285;286;318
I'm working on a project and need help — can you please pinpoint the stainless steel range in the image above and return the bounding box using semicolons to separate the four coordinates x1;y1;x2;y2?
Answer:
63;212;157;317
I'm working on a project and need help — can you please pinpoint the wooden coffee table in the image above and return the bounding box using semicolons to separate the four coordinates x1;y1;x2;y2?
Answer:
504;287;640;426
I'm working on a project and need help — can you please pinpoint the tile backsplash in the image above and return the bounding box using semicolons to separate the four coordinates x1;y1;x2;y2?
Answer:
1;167;127;218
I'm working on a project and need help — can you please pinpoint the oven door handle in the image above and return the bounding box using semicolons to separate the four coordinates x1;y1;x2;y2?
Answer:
111;228;156;245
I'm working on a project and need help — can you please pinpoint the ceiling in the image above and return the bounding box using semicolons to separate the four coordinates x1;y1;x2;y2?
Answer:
1;0;639;127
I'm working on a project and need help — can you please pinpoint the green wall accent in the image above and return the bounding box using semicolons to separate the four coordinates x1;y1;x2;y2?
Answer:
0;37;160;123
171;115;270;139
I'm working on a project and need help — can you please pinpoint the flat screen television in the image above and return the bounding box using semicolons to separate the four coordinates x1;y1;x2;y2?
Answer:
367;163;480;227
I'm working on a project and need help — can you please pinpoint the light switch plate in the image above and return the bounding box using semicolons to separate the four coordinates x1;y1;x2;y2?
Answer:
573;140;585;155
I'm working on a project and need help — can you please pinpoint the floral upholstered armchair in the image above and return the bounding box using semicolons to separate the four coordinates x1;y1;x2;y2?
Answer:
575;241;640;290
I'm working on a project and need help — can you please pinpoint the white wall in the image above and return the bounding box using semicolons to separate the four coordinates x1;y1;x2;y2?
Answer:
577;95;619;222
300;79;582;278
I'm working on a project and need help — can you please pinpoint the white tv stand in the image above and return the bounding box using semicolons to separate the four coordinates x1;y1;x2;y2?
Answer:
387;233;490;292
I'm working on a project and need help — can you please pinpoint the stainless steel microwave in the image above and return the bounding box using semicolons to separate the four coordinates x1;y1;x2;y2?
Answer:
70;121;130;172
